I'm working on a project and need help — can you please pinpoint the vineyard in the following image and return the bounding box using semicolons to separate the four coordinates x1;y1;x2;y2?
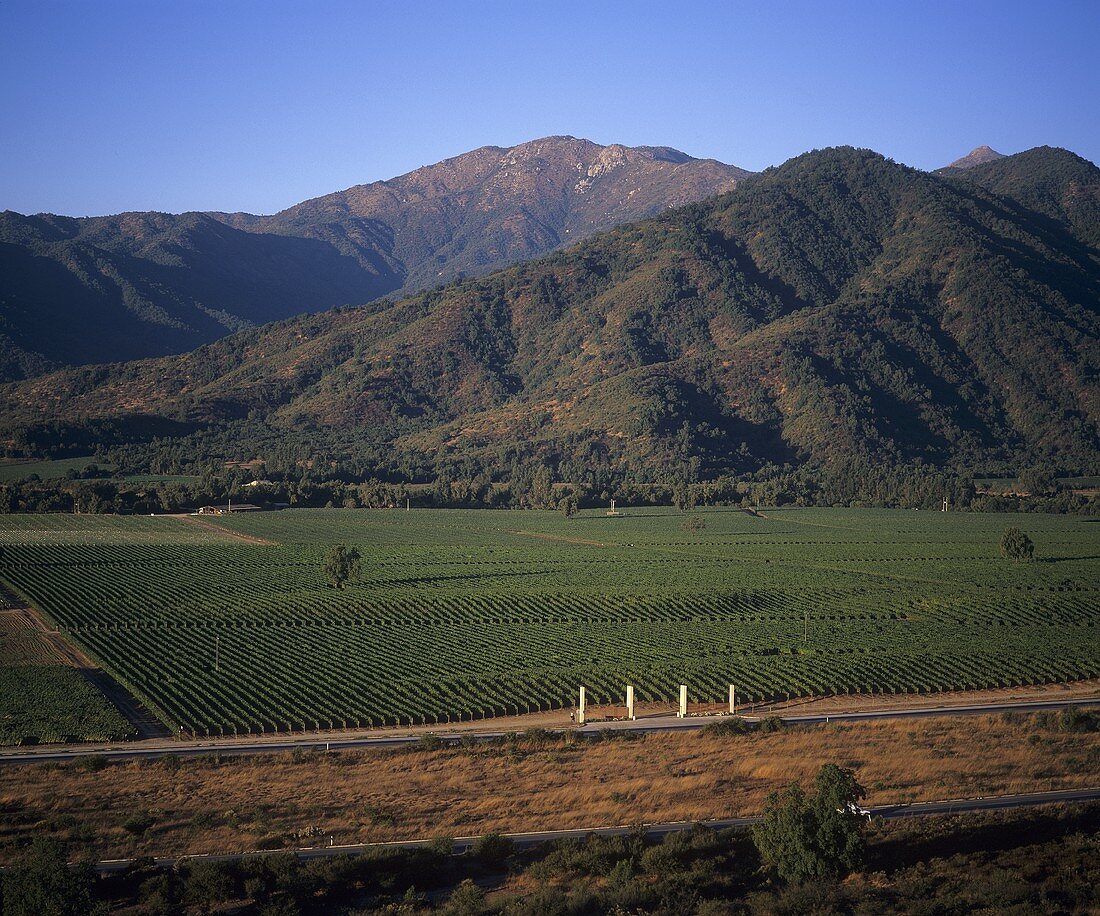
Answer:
0;596;134;744
0;508;1097;737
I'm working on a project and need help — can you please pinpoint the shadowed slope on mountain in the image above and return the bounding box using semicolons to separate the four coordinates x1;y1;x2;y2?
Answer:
0;138;749;379
1;146;1096;477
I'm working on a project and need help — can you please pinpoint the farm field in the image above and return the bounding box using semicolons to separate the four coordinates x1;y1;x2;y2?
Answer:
0;594;133;744
0;456;108;482
0;507;1097;738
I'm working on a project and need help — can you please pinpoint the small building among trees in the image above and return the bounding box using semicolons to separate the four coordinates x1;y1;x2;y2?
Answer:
196;503;262;516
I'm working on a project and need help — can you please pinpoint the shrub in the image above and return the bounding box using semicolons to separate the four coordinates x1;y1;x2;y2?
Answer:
415;733;445;752
77;754;108;772
427;836;455;858
122;813;155;836
703;718;751;737
1057;705;1098;733
472;833;513;867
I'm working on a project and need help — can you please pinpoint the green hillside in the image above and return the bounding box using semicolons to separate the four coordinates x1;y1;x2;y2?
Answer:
0;138;746;377
1;146;1097;498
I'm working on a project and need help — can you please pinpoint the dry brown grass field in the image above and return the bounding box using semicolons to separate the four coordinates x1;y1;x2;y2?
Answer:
1;713;1096;864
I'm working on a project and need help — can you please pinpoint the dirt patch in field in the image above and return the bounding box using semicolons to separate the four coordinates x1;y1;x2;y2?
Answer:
506;529;606;547
179;516;278;546
0;587;95;669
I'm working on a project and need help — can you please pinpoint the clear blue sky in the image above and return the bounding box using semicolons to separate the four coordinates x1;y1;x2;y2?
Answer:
2;0;1097;216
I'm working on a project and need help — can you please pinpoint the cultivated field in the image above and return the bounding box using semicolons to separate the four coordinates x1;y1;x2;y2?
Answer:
0;508;1097;737
0;595;133;744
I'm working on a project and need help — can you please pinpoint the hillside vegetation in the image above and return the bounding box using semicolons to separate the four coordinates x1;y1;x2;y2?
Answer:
1;145;1097;492
0;137;746;376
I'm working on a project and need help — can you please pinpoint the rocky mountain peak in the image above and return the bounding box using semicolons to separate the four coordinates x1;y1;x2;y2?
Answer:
946;145;1007;170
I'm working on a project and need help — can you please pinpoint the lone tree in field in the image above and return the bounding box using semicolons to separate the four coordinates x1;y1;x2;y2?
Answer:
1000;526;1034;563
681;515;706;533
752;763;868;883
324;545;362;588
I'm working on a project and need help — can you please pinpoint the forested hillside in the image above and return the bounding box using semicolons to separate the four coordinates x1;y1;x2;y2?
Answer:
1;145;1097;509
0;138;746;378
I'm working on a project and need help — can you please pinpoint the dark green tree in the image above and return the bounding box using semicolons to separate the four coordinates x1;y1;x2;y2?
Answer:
752;764;867;883
324;545;362;589
1019;467;1057;496
999;527;1034;563
0;838;99;916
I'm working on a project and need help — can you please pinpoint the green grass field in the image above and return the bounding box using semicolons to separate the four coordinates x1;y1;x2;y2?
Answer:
0;508;1097;737
0;456;106;482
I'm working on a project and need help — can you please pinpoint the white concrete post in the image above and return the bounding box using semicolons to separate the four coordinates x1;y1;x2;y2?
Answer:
626;685;635;720
678;684;688;718
578;686;586;725
729;684;736;714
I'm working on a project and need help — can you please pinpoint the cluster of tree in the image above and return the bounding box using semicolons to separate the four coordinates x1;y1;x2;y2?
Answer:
3;454;1095;517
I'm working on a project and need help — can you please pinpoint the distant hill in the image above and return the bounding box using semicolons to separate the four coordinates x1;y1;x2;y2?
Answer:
942;145;1006;170
940;145;1100;249
0;137;749;380
3;146;1096;480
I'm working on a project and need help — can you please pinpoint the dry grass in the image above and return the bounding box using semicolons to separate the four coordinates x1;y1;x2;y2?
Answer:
0;714;1096;863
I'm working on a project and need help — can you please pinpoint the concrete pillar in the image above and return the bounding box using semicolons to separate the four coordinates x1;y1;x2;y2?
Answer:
729;684;736;714
578;686;586;725
678;684;688;718
626;685;635;720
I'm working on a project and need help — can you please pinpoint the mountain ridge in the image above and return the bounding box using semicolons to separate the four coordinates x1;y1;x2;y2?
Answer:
0;137;749;379
3;145;1096;483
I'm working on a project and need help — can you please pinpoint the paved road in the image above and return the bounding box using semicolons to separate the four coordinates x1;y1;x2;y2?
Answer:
3;696;1097;766
89;786;1100;874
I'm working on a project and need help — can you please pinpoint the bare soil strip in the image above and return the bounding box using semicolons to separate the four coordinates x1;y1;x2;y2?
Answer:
506;529;606;547
179;515;278;545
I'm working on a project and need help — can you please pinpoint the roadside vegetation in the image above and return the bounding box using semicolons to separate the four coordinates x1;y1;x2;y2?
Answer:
2;798;1096;914
1;712;1097;865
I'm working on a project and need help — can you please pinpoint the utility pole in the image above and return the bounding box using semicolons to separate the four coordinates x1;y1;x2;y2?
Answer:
729;684;736;715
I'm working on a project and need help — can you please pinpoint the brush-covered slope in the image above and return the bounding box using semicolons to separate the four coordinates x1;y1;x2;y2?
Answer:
0;137;748;379
939;145;1100;249
2;146;1097;475
0;210;400;378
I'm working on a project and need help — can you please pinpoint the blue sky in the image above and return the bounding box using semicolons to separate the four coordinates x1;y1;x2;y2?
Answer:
2;0;1097;216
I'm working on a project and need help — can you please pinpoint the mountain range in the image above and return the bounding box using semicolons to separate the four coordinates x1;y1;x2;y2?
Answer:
2;144;1097;481
0;137;748;379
